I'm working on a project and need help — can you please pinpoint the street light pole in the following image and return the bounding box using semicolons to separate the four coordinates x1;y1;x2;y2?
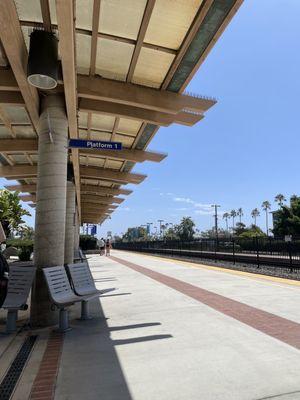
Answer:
158;219;164;237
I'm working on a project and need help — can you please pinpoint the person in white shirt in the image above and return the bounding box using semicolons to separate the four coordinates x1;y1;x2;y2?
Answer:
98;238;105;255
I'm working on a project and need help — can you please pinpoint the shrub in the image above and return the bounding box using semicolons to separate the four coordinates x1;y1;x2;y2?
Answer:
18;247;32;261
79;235;98;250
6;238;34;261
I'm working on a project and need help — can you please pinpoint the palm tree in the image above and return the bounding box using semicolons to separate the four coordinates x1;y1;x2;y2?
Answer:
275;194;286;207
237;208;243;223
230;210;237;230
290;194;298;205
261;201;271;235
251;208;260;226
222;212;230;231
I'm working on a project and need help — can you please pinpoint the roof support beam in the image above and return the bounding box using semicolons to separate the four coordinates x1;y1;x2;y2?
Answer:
82;208;114;215
82;212;113;218
78;75;215;113
4;183;132;196
81;185;132;196
79;98;202;127
0;164;37;178
0;139;38;152
89;0;101;75
40;0;52;32
19;194;36;202
80;166;146;185
0;1;40;132
0;138;166;163
18;20;177;56
81;195;123;205
126;0;156;82
0;68;18;91
80;148;166;163
0;91;24;105
82;210;111;216
81;203;117;210
82;217;108;224
5;183;37;192
0;69;215;114
55;0;81;219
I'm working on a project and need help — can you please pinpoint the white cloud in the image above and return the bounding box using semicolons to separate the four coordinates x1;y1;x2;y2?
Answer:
173;197;213;214
194;209;214;215
173;197;194;204
194;203;212;209
160;192;174;197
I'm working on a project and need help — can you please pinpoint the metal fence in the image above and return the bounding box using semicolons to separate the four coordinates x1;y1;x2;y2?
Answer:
113;237;300;270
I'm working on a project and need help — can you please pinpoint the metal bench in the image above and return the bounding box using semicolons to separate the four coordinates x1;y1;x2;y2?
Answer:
2;266;36;333
43;266;83;332
74;248;87;263
67;262;105;320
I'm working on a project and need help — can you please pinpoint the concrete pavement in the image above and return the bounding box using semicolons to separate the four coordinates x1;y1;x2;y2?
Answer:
2;250;300;399
55;251;300;400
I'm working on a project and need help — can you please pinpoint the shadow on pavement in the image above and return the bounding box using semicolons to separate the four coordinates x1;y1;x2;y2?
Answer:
55;298;172;400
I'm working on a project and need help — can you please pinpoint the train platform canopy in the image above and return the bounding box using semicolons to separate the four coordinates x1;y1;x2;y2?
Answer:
0;0;242;224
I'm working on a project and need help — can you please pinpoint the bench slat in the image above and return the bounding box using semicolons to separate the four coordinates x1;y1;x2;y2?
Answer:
2;266;36;310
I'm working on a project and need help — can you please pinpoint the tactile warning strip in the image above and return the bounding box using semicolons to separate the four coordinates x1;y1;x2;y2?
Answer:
0;335;38;400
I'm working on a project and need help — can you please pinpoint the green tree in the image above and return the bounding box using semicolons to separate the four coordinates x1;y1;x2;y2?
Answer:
273;195;300;236
261;201;271;235
0;190;31;237
122;226;147;242
238;224;266;238
275;193;286;207
222;212;230;231
234;222;246;236
174;217;195;241
251;208;260;226
18;225;34;240
163;227;179;241
290;194;298;204
237;208;243;223
201;228;228;238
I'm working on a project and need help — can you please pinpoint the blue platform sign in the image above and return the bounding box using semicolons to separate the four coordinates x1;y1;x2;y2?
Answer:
69;139;122;150
91;225;97;236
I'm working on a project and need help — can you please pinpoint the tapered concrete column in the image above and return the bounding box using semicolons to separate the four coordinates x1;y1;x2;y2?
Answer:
31;95;68;327
74;207;80;256
64;181;75;264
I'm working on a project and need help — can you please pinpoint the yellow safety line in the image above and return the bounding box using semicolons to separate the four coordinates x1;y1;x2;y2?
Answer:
119;251;300;288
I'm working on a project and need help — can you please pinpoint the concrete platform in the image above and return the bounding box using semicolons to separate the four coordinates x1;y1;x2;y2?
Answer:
2;250;300;399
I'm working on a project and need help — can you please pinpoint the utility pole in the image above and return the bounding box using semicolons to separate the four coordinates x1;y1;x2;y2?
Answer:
158;220;164;237
211;205;220;240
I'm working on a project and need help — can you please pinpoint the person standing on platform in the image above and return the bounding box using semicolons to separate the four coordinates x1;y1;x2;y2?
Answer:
98;237;105;256
105;238;111;256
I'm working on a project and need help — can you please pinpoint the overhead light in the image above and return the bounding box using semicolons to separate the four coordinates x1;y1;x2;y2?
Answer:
27;30;58;90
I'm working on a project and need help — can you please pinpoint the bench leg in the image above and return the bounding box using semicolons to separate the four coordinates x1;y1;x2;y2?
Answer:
79;301;92;320
56;308;71;332
6;310;18;333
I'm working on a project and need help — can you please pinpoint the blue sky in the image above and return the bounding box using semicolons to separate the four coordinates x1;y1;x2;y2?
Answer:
1;0;300;237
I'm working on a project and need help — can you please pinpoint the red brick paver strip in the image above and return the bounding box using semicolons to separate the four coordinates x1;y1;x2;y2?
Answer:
29;332;64;400
111;255;300;351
